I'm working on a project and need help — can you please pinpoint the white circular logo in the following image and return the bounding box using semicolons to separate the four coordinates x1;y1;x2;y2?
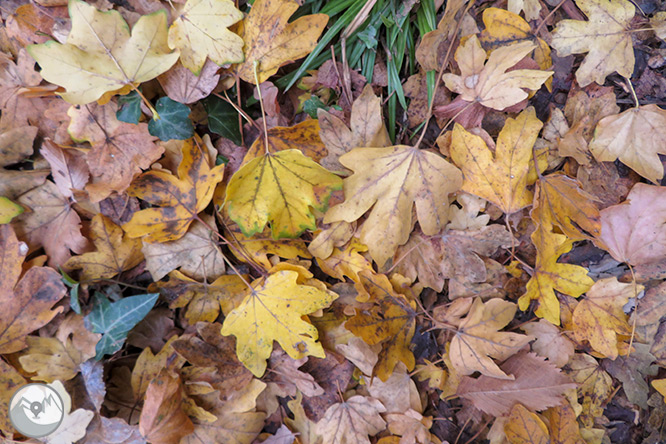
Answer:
9;383;64;438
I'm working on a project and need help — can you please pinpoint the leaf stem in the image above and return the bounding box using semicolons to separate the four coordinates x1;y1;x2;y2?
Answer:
625;76;640;108
131;85;159;120
253;61;271;155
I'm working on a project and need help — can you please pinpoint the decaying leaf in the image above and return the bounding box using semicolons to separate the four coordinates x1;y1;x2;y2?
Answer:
236;0;328;84
504;404;550;444
442;35;552;111
28;0;179;104
123;139;225;242
449;298;532;379
550;0;635;86
324;146;462;267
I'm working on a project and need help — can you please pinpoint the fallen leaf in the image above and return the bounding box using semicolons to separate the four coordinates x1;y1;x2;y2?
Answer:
385;409;433;444
605;343;658;409
314;395;387;444
457;351;577;416
68;102;163;201
451;107;542;213
393;225;512;292
0;50;46;129
28;0;179;104
242;120;328;163
142;217;225;282
504;403;550;444
324;146;462;267
365;365;422;413
18;336;87;382
316;238;373;283
566;353;613;427
479;8;552;73
442;35;552;111
598;183;666;267
522;319;575;367
345;272;417;381
543;404;586;444
40;139;89;200
221;270;337;377
43;408;95;444
139;370;194;444
181;406;264;444
225;149;341;238
318;84;391;171
167;0;244;74
449;298;532;379
14;180;89;266
123;138;225;242
65;213;143;281
0;360;26;436
236;0;328;84
550;0;635;86
0;197;23;224
0;224;66;354
158;59;221;104
519;221;594;326
572;277;640;359
589;105;666;183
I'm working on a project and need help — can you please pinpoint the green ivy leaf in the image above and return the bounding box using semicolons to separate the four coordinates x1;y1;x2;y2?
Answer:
204;96;242;145
84;292;158;359
116;90;142;124
302;95;328;119
148;96;194;141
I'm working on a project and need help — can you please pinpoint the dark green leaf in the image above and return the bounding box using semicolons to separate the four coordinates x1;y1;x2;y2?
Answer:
84;292;158;359
204;96;242;145
303;95;328;118
116;91;142;124
148;97;194;141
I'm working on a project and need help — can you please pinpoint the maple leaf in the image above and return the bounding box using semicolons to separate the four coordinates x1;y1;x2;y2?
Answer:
451;107;542;214
68;102;164;202
457;351;577;416
156;271;247;324
598;183;666;267
41;140;89;200
565;353;613;426
0;50;45;129
479;8;552;74
535;173;601;240
522;319;575;367
316;238;373;283
393;225;512;293
220;270;337;377
27;0;179;104
449;298;532;379
572;277;640;359
323;146;462;267
0;225;66;354
167;0;244;74
18;337;87;382
236;0;327;84
139;370;194;444
123;139;225;242
589;105;666;183
65;213;143;281
504;404;550;444
345;272;417;381
550;0;635;86
241;119;328;163
13;180;89;266
543;404;586;444
227;223;312;269
385;409;433;444
158;60;220;105
142;217;226;282
442;35;552;111
314;395;387;444
225;149;341;238
317;85;392;171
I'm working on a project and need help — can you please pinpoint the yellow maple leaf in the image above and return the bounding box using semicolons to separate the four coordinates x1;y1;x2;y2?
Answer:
573;277;641;359
316;238;373;283
220;270;337;377
566;353;613;426
123;139;225;242
442;35;552;111
236;0;328;84
504;404;550;444
225;149;341;238
451;107;542;214
324;146;462;267
168;0;244;74
345;272;417;381
27;0;179;104
65;214;143;281
589;104;666;183
519;224;594;325
651;379;666;401
449;298;532;379
550;0;635;86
